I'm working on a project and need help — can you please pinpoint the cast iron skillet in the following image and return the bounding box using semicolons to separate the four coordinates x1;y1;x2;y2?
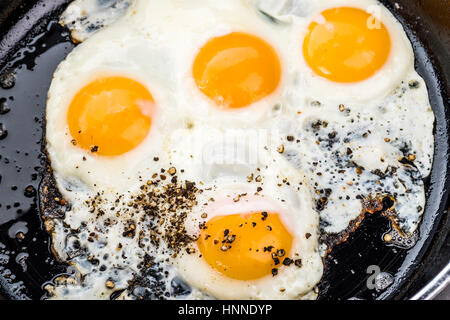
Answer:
0;0;448;300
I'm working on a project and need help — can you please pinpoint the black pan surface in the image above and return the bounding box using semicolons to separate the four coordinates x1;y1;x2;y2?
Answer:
0;0;448;300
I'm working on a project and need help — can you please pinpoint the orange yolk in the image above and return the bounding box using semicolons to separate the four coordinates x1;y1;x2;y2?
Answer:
197;212;293;281
193;32;281;109
303;7;391;83
67;76;154;156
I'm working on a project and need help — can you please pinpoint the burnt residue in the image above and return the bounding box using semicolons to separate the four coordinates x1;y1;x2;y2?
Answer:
320;195;386;251
40;164;68;222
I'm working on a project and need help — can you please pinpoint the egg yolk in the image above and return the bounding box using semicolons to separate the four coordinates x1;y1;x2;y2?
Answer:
197;212;293;281
67;76;154;156
303;7;391;83
193;32;281;109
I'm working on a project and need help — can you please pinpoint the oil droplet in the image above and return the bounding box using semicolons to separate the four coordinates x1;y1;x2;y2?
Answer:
15;252;29;272
383;228;418;249
0;123;7;140
0;98;10;114
8;221;28;239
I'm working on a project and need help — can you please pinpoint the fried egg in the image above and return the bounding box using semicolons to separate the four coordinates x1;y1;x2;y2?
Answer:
44;0;434;300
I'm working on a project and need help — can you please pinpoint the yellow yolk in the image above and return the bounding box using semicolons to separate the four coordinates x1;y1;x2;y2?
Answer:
303;7;391;83
197;212;293;281
67;76;154;156
193;32;281;109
